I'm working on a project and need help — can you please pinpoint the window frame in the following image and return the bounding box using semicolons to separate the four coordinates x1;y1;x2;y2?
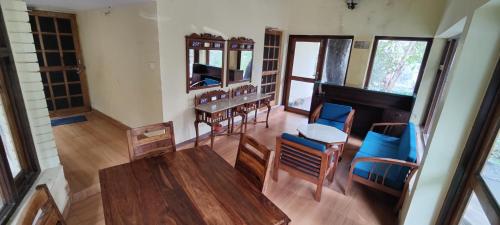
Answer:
364;36;433;96
421;39;458;141
0;8;41;224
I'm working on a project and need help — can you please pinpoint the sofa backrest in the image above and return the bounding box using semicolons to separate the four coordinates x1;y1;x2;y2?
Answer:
398;123;417;162
320;103;352;123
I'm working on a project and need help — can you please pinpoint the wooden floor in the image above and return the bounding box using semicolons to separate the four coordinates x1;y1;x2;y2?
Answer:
55;108;398;225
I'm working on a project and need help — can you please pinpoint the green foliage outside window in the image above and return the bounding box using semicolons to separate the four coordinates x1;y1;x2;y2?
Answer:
367;40;428;96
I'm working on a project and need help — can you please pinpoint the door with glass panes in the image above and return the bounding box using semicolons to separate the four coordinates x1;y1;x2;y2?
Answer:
29;11;90;116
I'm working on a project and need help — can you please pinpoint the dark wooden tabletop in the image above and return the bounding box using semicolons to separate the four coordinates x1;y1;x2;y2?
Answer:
99;145;290;225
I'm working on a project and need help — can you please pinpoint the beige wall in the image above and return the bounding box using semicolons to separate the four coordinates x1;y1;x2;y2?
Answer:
157;0;447;143
77;2;163;128
402;0;500;224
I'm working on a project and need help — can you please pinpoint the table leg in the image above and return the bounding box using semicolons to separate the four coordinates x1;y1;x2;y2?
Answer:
194;121;199;147
265;101;271;128
210;125;214;150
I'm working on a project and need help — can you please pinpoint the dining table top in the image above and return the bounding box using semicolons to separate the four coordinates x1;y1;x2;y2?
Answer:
194;93;271;113
99;145;290;225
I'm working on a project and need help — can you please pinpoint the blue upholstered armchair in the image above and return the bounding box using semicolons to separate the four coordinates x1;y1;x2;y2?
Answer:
273;133;339;201
346;122;419;210
310;103;355;136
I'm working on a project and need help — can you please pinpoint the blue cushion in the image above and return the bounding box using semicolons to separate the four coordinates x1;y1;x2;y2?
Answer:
316;119;345;130
353;154;405;190
204;78;220;85
319;103;352;123
397;123;417;163
281;133;326;152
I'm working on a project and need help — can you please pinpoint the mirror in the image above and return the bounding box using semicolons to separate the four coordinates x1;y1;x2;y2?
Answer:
226;37;254;86
185;33;225;93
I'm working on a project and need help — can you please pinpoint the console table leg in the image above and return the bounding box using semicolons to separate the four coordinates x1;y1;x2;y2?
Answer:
194;121;199;147
265;103;271;128
210;125;215;150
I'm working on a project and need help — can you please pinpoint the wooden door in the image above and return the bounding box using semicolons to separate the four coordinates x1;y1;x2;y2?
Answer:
29;11;90;117
283;36;325;115
261;28;283;106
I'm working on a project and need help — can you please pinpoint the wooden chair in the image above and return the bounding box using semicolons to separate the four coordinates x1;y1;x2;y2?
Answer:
235;134;272;191
20;184;66;225
127;121;176;161
231;84;258;132
273;133;339;201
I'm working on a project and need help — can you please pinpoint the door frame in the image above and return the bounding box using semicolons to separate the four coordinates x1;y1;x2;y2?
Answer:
29;10;91;117
436;58;500;225
282;35;354;115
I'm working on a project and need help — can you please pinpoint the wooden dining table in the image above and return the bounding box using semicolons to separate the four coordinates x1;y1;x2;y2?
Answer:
99;145;290;225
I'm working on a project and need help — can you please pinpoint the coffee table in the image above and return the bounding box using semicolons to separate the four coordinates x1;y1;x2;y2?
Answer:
297;123;347;146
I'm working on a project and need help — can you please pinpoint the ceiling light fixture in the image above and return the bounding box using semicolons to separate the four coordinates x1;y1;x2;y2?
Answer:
346;0;358;10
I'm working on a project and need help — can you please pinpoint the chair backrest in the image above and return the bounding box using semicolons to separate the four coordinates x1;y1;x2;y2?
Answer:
235;134;271;191
127;121;176;161
320;103;352;122
278;133;326;178
231;84;257;97
194;90;229;106
20;184;66;225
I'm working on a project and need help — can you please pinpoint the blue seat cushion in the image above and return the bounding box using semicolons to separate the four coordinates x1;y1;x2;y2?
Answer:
358;131;400;157
281;133;326;152
204;78;220;85
316;118;345;130
319;103;352;123
352;153;405;190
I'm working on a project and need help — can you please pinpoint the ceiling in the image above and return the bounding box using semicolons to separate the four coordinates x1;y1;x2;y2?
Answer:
26;0;154;12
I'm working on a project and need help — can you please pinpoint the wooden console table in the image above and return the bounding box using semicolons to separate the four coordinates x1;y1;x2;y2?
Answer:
194;92;271;149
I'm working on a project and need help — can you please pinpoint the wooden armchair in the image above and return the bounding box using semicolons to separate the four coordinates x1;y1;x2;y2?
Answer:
235;134;272;192
346;122;419;210
231;84;258;132
273;133;340;201
310;103;355;136
20;184;66;225
127;121;176;161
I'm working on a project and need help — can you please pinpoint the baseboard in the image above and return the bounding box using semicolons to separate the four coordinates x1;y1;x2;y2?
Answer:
62;197;71;219
91;108;130;130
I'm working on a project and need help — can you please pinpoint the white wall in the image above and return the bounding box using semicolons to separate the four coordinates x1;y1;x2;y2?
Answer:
402;0;500;224
156;0;447;143
0;0;69;223
77;2;163;128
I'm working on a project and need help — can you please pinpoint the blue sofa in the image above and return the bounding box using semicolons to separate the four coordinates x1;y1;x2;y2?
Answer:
310;103;355;134
346;122;419;209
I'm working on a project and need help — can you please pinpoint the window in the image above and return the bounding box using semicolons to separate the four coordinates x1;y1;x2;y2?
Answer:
365;37;432;96
0;14;40;223
422;39;458;140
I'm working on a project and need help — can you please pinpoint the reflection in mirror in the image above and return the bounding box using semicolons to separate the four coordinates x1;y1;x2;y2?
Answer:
185;33;225;93
227;37;254;86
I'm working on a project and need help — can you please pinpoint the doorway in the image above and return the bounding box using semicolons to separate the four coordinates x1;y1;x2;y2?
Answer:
29;11;90;117
283;35;353;115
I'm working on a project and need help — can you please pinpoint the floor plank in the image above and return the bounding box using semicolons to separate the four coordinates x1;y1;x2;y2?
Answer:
55;108;397;225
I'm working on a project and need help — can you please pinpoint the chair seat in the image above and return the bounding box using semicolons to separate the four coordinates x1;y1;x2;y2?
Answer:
352;155;405;190
316;118;345;131
358;131;400;157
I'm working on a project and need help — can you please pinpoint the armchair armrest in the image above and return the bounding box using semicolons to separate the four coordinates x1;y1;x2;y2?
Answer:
343;109;355;135
309;104;323;123
351;157;418;169
370;122;407;135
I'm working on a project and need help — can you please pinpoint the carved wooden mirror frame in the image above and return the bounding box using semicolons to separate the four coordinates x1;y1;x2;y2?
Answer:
226;37;255;86
185;33;225;93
